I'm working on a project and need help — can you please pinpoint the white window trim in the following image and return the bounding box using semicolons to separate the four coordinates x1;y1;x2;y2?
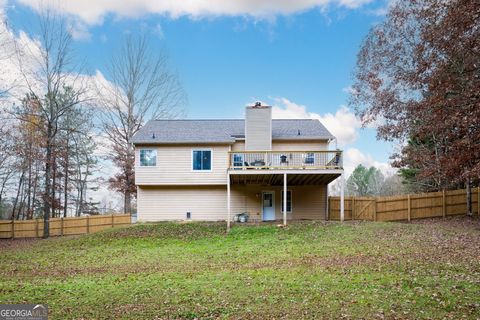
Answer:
139;149;157;167
281;189;293;213
191;149;213;172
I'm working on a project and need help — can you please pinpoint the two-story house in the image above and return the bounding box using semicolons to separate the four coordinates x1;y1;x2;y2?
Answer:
132;103;345;226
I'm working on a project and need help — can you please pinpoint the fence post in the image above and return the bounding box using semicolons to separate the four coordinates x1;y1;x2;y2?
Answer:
11;220;14;239
61;217;64;236
325;197;329;221
442;190;446;218
111;214;114;227
373;198;377;222
352;197;355;221
86;215;90;234
407;194;411;222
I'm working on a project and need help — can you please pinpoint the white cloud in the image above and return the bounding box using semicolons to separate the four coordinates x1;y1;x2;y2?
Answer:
0;0;5;16
367;6;388;16
271;97;361;146
154;23;164;40
344;147;395;177
16;0;373;25
0;17;117;106
342;85;358;95
68;20;91;41
318;106;361;146
0;22;44;101
338;0;372;8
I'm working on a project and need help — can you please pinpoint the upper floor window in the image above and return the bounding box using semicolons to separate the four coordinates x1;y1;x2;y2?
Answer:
304;152;315;164
233;154;244;167
140;149;157;166
193;150;212;171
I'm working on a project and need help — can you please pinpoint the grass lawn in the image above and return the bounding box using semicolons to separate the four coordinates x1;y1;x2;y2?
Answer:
1;217;479;319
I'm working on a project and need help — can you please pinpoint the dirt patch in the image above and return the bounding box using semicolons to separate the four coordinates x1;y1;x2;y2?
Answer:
408;215;480;230
0;234;85;251
0;238;41;251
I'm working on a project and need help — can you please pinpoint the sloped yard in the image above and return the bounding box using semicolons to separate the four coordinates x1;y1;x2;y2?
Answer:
0;217;479;319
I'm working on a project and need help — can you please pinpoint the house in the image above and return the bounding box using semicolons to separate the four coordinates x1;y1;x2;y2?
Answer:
132;103;345;225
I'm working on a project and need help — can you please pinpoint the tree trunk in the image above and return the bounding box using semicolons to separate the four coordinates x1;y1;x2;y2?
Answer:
26;147;33;219
11;171;25;220
63;168;68;217
51;149;56;218
31;165;39;219
17;179;27;220
63;139;69;218
466;178;472;217
43;125;52;239
124;190;131;214
0;174;8;208
77;178;84;217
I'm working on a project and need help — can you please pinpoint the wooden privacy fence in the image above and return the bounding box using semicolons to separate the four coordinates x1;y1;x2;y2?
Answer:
0;214;132;239
329;187;480;221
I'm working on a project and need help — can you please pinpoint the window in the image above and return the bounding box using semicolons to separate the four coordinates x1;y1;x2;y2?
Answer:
281;190;292;213
193;150;212;171
233;154;243;167
140;149;157;166
304;153;315;164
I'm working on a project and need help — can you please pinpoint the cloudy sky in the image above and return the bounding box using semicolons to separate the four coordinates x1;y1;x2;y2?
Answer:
1;0;397;195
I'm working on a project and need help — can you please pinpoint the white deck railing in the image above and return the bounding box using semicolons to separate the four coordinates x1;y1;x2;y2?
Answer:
228;150;343;170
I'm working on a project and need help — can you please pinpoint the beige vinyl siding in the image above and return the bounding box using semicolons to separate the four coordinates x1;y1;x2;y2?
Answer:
135;145;229;185
138;184;327;221
289;185;328;219
272;140;329;151
231;185;327;221
231;141;245;151
137;186;227;221
245;107;272;150
232;140;329;152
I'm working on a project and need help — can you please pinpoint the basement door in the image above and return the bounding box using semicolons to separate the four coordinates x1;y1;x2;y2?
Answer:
262;191;275;221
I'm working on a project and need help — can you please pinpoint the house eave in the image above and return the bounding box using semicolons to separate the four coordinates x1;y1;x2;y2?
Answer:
132;140;235;146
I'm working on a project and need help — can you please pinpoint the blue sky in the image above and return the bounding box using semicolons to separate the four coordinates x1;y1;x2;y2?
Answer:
2;0;396;176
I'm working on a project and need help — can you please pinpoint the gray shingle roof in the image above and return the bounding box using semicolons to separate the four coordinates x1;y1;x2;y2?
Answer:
132;119;334;144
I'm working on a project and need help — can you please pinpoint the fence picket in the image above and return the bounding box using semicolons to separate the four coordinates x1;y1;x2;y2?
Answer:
407;195;411;222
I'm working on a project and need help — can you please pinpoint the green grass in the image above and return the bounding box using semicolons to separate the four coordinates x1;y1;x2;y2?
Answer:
1;218;479;319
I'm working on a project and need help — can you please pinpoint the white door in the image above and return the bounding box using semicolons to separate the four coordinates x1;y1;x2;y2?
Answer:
262;191;275;221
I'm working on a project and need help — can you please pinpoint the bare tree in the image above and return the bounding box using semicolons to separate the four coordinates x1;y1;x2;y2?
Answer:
0;126;15;217
12;10;88;237
97;35;185;214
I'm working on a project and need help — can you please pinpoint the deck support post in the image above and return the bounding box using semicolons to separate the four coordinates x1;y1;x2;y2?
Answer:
227;173;231;233
340;171;345;222
283;173;287;226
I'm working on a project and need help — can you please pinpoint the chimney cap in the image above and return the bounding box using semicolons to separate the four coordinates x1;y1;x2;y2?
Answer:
249;101;271;109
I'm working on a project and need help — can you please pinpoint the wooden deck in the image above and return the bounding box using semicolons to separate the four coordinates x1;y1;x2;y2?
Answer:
228;150;343;170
